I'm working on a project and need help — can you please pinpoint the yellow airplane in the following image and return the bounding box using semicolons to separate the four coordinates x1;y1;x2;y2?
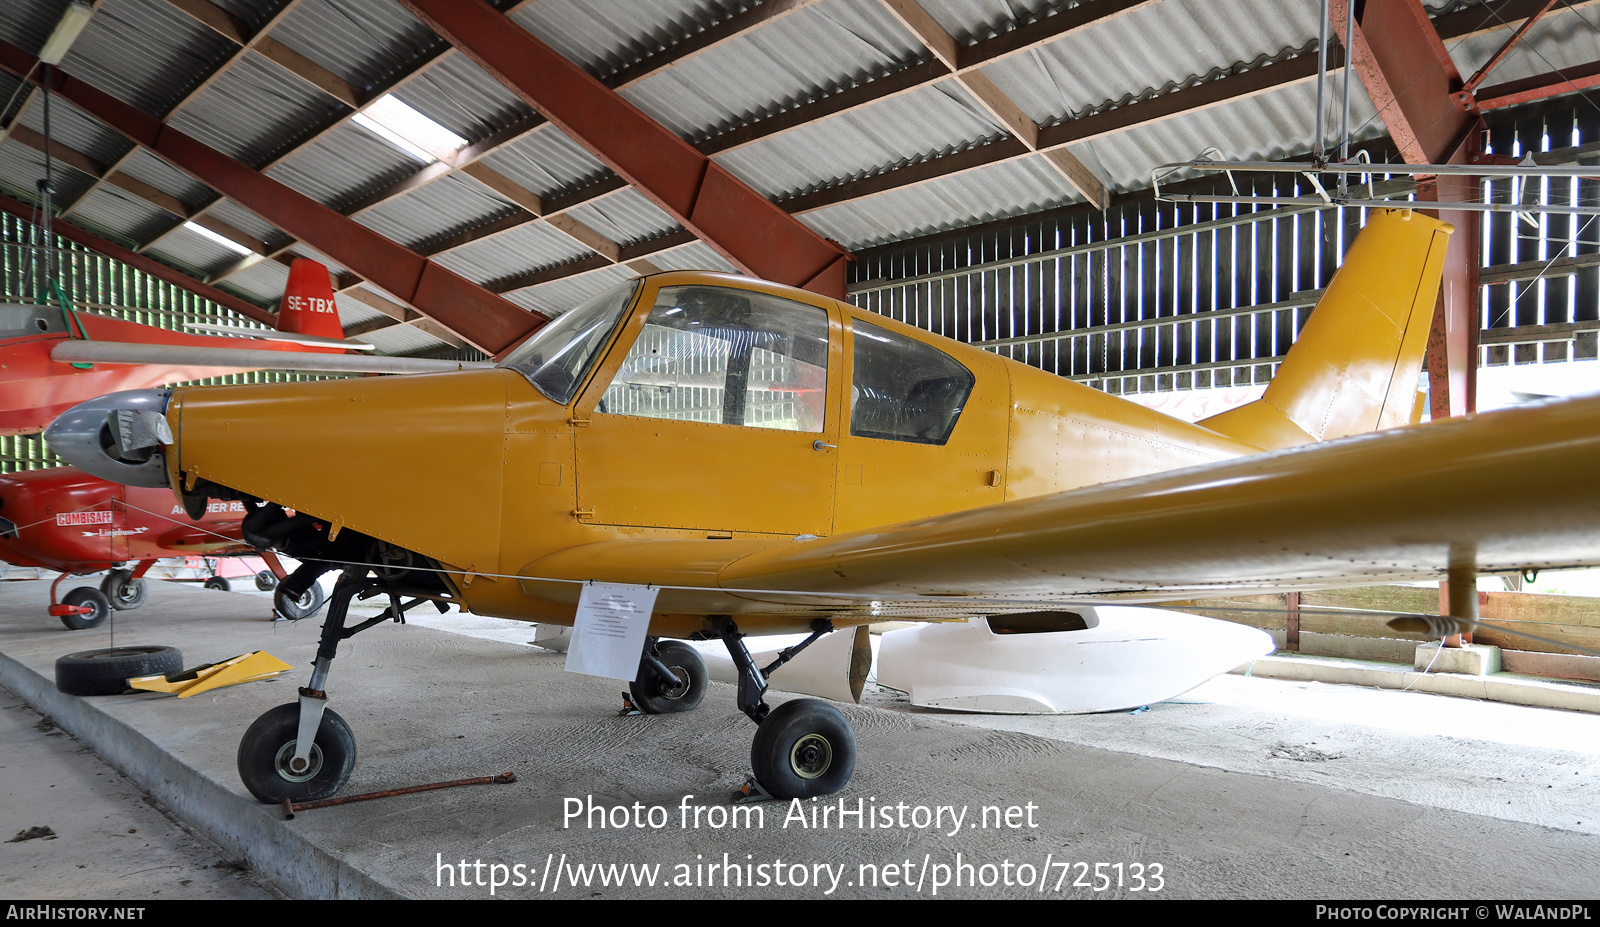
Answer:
46;209;1600;805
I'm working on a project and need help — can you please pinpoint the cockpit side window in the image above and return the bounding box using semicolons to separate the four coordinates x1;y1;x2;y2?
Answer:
850;318;974;446
598;285;829;432
499;280;640;404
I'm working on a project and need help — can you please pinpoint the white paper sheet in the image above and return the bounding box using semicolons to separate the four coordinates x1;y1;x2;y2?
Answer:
564;582;659;680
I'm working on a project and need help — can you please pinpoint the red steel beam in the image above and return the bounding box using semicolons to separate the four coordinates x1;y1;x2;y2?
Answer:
0;191;278;326
1332;0;1483;420
0;40;545;355
1475;61;1600;111
400;0;851;299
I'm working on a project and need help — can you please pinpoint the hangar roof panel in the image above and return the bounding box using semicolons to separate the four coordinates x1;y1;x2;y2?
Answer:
479;125;612;199
429;220;596;286
564;188;679;245
390;52;533;143
264;122;423;209
270;0;445;92
353;173;520;251
167;50;345;167
55;0;233;118
619;0;924;140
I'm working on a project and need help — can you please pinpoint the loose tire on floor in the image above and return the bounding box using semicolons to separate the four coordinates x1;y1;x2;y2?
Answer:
100;570;148;611
203;576;230;591
56;645;183;696
273;582;325;621
59;587;112;630
237;702;357;803
254;570;278;592
750;698;857;800
629;640;708;714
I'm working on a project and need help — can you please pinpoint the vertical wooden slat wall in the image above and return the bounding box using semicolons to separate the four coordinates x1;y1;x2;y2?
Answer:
849;105;1600;396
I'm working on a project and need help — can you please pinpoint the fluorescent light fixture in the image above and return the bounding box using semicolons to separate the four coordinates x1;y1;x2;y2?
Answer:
183;221;253;256
39;1;94;66
351;95;466;164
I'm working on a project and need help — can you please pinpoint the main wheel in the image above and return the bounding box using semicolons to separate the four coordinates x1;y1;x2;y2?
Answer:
59;587;112;630
237;703;357;803
100;570;148;611
750;699;857;800
203;576;231;591
273;582;326;621
254;570;278;592
56;645;183;696
629;640;708;714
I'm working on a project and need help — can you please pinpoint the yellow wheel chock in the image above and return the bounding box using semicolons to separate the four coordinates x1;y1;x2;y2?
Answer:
127;651;292;698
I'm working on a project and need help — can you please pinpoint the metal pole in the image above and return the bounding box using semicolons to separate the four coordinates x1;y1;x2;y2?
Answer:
1316;0;1330;161
1339;0;1354;194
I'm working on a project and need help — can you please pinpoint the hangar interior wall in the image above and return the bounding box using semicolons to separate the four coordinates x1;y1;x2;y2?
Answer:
848;103;1600;398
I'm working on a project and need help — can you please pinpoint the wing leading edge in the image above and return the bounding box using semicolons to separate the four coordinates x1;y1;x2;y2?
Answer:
517;394;1600;624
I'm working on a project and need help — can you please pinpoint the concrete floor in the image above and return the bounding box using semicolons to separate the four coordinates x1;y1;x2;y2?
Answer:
1;577;1597;900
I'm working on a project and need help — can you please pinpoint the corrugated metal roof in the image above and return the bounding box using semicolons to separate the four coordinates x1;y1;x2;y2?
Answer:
982;0;1320;126
354;172;521;250
506;263;637;316
801;152;1083;249
116;148;212;208
0;0;72;60
360;320;450;355
480;125;611;198
264;122;422;209
915;0;1062;46
430;220;595;284
57;0;234;117
221;256;290;306
206;199;290;249
144;223;247;277
512;0;745;78
67;184;176;246
564;187;678;244
270;0;445;93
621;0;924;140
168;49;345;167
17;94;132;166
0;138;96;205
1446;5;1600;91
333;289;389;328
642;239;738;273
394;51;532;142
714;81;1008;200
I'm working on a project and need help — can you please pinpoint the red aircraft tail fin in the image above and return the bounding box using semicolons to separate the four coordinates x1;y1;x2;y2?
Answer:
276;259;343;341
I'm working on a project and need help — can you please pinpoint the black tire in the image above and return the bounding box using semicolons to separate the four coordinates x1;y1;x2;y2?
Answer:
203;576;230;591
750;698;857;800
55;645;183;696
254;570;278;592
100;569;148;611
59;587;112;630
237;702;357;803
273;582;326;621
629;640;708;714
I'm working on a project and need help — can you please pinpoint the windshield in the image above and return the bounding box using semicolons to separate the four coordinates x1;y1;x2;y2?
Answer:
499;280;640;404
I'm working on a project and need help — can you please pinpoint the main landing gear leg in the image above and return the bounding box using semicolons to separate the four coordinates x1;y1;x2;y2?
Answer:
714;618;858;802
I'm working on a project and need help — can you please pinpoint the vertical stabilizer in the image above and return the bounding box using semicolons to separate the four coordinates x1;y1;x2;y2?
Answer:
276;259;344;342
1198;209;1453;450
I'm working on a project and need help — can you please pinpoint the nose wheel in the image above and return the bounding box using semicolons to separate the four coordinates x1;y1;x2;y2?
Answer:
237;702;356;803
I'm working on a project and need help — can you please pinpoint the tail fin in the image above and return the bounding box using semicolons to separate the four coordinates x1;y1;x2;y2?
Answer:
276;259;343;342
1198;209;1453;450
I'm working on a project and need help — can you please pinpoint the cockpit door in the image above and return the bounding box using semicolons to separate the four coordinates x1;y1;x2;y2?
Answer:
573;283;840;537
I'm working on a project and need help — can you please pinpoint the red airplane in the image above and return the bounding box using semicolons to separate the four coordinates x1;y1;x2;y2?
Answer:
0;463;328;628
0;258;484;437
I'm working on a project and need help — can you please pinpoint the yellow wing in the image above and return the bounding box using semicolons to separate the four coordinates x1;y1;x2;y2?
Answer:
517;392;1600;629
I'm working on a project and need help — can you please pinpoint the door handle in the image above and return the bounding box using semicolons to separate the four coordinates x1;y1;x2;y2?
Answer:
813;440;836;451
